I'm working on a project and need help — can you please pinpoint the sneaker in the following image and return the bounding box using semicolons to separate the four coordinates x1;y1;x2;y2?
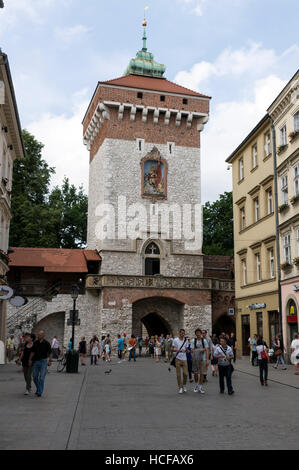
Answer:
264;381;268;386
24;390;29;395
198;386;205;394
183;386;187;393
272;365;277;369
178;388;183;394
282;368;287;370
261;382;264;386
228;390;234;395
194;384;199;393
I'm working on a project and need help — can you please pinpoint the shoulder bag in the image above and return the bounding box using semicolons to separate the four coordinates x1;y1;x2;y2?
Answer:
170;338;187;368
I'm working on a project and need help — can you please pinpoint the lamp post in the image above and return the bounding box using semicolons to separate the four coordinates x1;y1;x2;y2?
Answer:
70;284;80;350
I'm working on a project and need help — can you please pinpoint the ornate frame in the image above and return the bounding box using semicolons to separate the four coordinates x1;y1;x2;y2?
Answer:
140;146;168;200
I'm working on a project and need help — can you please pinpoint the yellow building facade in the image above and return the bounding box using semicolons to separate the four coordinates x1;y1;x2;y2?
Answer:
227;115;279;356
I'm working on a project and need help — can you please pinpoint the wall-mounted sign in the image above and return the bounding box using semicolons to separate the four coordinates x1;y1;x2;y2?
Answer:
9;296;28;307
0;286;13;300
248;303;266;310
293;285;299;292
287;315;298;324
228;308;235;316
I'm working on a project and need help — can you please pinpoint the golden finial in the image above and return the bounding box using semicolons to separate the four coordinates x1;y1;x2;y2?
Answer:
143;6;149;27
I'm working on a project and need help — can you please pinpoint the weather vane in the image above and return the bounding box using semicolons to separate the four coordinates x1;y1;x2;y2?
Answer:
142;6;149;27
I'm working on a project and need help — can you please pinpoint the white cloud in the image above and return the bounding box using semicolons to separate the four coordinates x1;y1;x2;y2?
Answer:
55;24;92;44
177;0;207;16
26;91;90;192
201;75;286;203
175;42;278;91
0;0;62;32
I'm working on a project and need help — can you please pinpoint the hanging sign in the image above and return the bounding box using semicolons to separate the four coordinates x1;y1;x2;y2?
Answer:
0;286;13;300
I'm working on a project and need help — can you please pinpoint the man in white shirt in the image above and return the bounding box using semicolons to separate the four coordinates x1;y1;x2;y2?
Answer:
171;329;188;394
214;336;234;395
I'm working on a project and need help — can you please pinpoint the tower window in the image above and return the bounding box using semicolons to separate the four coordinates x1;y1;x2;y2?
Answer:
183;98;188;105
160;95;165;102
144;241;161;275
137;92;143;99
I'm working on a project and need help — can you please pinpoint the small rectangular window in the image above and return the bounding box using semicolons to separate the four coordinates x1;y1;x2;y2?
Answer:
137;92;143;99
183;98;188;105
280;125;287;146
160;95;165;102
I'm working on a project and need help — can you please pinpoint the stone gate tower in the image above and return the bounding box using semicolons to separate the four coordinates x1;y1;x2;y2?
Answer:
82;22;218;340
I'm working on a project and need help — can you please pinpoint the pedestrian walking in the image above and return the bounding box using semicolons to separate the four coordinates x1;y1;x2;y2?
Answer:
256;337;269;386
138;336;143;357
228;332;237;363
211;336;219;377
6;335;15;362
249;334;258;366
202;330;213;382
155;337;161;362
273;334;287;370
51;336;59;359
100;335;106;360
164;334;173;362
128;335;137;362
191;329;209;394
171;329;188;394
186;338;193;383
105;342;111;362
149;336;154;359
214;336;234;395
29;330;52;397
67;338;72;351
19;333;35;395
90;338;99;365
290;333;299;375
117;334;124;362
79;337;87;365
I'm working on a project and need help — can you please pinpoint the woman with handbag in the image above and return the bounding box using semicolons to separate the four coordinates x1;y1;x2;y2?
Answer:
273;335;287;370
256;338;269;386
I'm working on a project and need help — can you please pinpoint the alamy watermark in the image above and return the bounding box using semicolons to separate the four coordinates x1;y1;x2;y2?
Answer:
94;196;202;251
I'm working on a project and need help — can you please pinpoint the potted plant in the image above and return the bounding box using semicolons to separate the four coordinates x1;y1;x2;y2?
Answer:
277;144;288;154
278;203;289;213
280;261;292;270
294;257;299;266
289;130;299;141
290;194;299;205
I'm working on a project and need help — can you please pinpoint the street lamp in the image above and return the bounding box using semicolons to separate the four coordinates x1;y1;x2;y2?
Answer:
70;284;80;350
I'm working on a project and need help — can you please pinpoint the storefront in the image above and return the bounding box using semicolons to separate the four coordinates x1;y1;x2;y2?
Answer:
235;292;279;357
281;277;299;354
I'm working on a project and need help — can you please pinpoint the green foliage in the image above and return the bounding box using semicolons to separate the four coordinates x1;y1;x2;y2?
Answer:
203;191;234;256
9;130;87;248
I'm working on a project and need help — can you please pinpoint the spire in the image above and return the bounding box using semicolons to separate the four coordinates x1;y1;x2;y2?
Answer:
124;9;166;78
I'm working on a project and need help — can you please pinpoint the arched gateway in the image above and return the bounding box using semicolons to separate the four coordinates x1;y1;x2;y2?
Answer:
132;297;184;337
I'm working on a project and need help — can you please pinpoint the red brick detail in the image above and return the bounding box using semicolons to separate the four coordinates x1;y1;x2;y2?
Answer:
203;255;234;280
211;291;235;325
102;287;212;309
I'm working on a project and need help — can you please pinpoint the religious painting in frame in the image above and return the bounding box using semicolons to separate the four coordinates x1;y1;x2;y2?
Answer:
141;147;167;200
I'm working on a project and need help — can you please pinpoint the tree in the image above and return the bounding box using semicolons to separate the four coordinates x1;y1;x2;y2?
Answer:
9;130;87;248
202;192;234;256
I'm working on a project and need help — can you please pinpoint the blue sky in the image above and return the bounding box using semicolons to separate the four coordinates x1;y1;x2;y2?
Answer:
1;0;298;202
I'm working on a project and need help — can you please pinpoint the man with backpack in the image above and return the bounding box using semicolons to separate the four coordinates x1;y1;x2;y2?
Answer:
191;329;209;394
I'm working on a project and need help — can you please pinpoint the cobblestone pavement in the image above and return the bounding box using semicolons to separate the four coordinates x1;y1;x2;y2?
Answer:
0;357;298;450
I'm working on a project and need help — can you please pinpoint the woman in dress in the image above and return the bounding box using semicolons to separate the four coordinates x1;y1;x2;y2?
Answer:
90;338;99;365
290;333;299;375
155;336;161;362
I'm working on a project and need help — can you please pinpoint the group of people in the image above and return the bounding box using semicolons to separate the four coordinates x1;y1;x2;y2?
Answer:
172;328;236;395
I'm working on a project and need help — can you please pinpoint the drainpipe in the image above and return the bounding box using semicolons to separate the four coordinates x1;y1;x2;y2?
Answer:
270;117;284;345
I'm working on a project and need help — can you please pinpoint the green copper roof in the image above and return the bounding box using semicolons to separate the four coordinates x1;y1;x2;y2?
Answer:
124;26;166;78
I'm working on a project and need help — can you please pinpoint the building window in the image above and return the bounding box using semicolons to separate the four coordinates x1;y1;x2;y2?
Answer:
136;138;144;152
144;242;160;275
183;98;188;105
256;253;261;282
160;95;165;102
242;259;247;286
137;92;143;99
294;163;299;197
239;157;244;180
294;111;299;132
280;174;288;204
252;144;258;169
267;187;273;214
240;207;246;230
264;132;271;156
168;142;175;155
283;233;291;264
254;197;259;222
269;248;275;279
280;124;287;146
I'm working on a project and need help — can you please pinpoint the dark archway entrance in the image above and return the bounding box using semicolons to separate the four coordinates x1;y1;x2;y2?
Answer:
212;313;235;338
132;296;184;337
142;312;170;337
